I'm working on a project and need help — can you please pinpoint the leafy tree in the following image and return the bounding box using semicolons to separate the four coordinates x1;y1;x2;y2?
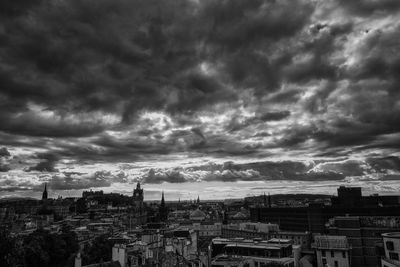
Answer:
82;234;113;265
265;263;285;267
0;230;23;267
75;198;88;214
23;228;79;267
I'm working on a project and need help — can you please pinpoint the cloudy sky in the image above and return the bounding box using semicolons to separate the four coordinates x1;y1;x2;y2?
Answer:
1;0;400;200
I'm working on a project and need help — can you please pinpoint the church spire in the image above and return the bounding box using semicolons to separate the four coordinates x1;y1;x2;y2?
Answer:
42;183;48;200
159;191;168;221
161;191;165;207
268;193;272;208
263;192;267;206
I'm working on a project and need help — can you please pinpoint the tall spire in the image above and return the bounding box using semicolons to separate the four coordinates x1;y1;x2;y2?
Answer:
263;192;267;206
268;193;272;208
161;191;165;207
197;195;200;204
159;191;168;221
42;183;48;200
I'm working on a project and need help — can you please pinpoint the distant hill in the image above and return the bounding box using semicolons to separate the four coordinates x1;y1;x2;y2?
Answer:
245;193;332;203
0;197;38;203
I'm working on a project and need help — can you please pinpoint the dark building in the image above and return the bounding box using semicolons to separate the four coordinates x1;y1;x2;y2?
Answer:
327;216;400;267
42;183;48;200
131;182;146;225
132;182;144;210
159;191;168;221
250;187;400;233
331;186;400;207
333;186;362;207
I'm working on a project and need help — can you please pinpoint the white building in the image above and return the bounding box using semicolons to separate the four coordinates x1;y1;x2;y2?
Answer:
190;208;207;221
210;238;298;267
313;235;351;267
381;232;400;267
192;221;222;237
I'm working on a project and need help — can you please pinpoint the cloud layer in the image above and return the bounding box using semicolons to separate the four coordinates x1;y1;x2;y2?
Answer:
1;0;400;198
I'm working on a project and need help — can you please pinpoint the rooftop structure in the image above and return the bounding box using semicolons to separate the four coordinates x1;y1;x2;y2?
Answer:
381;232;400;267
211;238;296;267
313;235;350;250
313;235;351;267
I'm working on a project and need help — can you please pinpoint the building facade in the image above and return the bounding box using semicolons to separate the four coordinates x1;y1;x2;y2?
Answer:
381;232;400;267
313;235;351;267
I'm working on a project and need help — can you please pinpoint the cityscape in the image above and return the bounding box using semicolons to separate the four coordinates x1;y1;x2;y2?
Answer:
1;184;400;267
1;0;400;267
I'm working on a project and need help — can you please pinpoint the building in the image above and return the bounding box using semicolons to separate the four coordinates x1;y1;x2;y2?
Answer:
164;229;198;263
313;235;351;267
159;191;168;221
193;221;222;237
332;186;362;208
221;223;311;249
131;183;146;225
251;187;400;233
210;238;298;267
132;183;143;210
190;208;207;221
381;232;400;267
327;216;400;267
332;186;400;208
42;183;48;200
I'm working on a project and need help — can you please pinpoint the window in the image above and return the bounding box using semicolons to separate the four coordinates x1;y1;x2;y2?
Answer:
334;261;338;267
386;241;394;250
342;251;346;258
322;250;326;257
331;251;334;257
389;252;399;260
322;258;327;265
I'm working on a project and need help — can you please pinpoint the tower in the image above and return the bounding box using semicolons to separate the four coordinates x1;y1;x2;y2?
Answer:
133;182;144;211
159;191;168;221
197;195;200;205
42;183;48;200
268;193;272;208
263;192;267;206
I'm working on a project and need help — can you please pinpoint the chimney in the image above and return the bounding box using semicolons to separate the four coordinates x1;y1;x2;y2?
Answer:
75;253;82;267
112;244;126;267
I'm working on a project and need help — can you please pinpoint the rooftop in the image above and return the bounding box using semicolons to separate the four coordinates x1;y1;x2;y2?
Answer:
313;235;350;250
382;232;400;238
212;238;292;249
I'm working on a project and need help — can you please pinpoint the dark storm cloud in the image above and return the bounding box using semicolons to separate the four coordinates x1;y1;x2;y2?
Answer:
0;164;10;172
228;110;291;132
142;169;188;184
337;0;400;16
366;156;400;172
139;160;347;184
0;147;10;157
0;0;314;136
0;0;400;186
48;170;127;190
138;156;400;184
26;153;59;172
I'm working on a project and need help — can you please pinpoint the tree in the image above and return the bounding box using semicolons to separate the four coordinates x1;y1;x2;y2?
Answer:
23;228;79;267
265;263;285;267
0;230;23;267
82;234;113;265
75;198;87;214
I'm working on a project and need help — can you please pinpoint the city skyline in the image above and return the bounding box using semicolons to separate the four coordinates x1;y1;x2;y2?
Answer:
1;0;400;200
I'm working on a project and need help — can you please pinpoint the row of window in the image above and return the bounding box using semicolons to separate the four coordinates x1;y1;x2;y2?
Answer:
322;258;339;267
321;250;346;258
389;252;399;260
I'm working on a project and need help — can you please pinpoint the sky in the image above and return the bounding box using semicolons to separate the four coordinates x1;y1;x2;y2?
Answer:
1;0;400;200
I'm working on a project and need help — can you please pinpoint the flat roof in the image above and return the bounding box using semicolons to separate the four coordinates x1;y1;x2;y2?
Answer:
382;232;400;238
